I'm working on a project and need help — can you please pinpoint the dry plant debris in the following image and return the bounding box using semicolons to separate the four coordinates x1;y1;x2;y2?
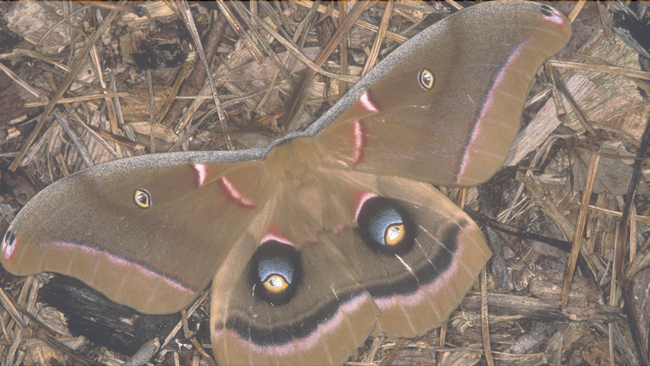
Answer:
0;1;648;365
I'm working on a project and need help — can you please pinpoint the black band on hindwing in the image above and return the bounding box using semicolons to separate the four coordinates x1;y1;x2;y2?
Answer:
357;197;462;299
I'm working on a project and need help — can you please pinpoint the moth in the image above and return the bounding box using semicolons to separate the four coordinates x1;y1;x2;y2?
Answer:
1;2;571;364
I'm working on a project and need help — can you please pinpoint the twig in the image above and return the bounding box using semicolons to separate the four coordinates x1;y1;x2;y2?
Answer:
9;4;122;171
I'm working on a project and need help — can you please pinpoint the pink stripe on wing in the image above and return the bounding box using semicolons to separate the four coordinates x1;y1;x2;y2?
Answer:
192;164;209;187
353;191;378;221
50;240;196;296
219;177;256;208
2;234;17;264
456;38;530;183
540;6;569;28
214;292;373;357
351;120;365;165
260;227;294;247
359;90;380;112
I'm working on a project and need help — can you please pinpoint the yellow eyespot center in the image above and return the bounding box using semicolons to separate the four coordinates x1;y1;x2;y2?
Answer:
418;69;434;90
385;224;405;246
134;189;151;209
263;275;289;293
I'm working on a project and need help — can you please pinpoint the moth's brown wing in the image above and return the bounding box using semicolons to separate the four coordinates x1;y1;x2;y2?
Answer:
314;2;571;186
209;144;489;364
2;152;271;314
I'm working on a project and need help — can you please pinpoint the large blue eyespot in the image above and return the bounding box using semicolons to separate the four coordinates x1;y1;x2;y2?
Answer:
357;197;414;255
249;241;301;305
